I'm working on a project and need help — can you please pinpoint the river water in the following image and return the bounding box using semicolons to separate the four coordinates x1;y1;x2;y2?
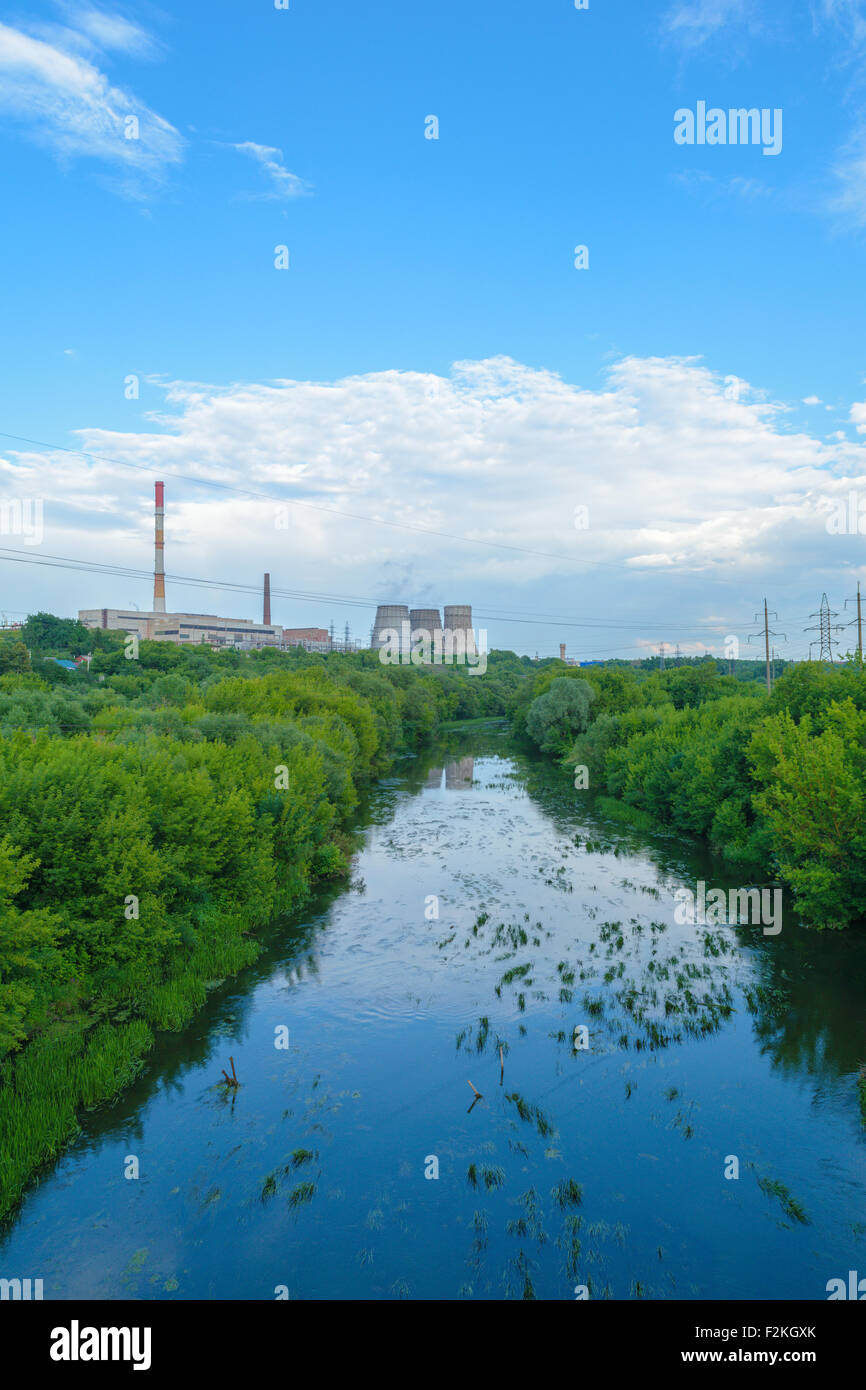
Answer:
2;728;865;1300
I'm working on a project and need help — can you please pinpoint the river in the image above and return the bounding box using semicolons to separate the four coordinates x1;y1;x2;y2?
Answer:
2;728;865;1300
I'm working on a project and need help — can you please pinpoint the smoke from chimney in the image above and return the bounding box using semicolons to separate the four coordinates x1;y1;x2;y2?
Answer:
153;482;166;614
263;572;271;626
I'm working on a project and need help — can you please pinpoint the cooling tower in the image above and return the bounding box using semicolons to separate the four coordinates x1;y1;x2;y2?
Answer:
409;608;442;633
443;604;475;657
372;604;410;653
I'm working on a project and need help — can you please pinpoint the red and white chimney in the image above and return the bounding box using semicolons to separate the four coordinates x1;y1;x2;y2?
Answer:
153;482;166;614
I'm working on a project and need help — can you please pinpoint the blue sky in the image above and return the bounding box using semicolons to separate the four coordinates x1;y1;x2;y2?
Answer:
2;0;866;658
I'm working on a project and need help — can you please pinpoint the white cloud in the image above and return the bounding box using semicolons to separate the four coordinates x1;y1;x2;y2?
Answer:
4;355;866;657
829;124;866;225
814;0;866;46
803;395;822;404
0;20;183;190
71;6;160;58
231;142;310;200
662;0;756;48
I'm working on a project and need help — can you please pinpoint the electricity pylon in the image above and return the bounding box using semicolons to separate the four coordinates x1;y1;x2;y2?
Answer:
805;593;845;664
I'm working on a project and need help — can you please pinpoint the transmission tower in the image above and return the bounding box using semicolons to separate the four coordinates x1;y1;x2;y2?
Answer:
748;599;786;695
344;621;351;650
659;642;666;671
844;581;863;667
804;593;845;664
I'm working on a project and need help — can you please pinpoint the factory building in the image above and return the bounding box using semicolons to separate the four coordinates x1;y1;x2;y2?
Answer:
77;608;282;648
77;485;335;652
76;482;463;659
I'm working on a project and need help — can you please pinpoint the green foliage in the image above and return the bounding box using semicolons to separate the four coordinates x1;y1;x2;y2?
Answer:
0;839;62;1054
539;659;866;931
0;636;30;675
525;678;596;754
749;702;866;929
22;612;93;656
0;625;534;1220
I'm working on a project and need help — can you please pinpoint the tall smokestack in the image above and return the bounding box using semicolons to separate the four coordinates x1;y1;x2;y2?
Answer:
560;643;566;662
263;572;271;626
153;481;166;614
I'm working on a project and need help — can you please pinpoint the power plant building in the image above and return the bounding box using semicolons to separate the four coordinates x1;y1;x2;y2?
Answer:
78;484;332;652
77;483;472;658
372;602;476;660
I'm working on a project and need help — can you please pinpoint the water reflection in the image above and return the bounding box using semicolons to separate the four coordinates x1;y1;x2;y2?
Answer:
445;757;474;789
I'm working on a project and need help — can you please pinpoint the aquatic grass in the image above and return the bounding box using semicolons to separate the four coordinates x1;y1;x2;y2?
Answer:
288;1181;316;1208
756;1176;809;1225
505;1091;554;1138
552;1178;583;1208
480;1164;505;1191
499;963;533;987
0;1018;153;1223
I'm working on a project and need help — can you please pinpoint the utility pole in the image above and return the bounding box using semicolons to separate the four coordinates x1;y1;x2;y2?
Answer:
844;581;863;667
748;600;786;695
805;593;844;664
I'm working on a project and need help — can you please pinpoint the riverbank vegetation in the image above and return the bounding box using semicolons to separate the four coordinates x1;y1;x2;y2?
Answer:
0;625;533;1221
516;657;866;931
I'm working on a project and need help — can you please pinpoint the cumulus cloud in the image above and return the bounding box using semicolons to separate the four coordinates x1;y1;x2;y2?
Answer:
3;355;865;657
0;19;183;190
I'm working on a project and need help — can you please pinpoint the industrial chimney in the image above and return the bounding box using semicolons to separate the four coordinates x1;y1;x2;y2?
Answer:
153;482;166;614
560;643;566;662
263;572;271;626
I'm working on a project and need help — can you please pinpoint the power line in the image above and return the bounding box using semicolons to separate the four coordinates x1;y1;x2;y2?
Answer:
0;428;758;584
0;545;740;640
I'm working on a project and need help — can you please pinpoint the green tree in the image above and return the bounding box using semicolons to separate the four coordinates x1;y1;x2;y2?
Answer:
0;838;62;1053
526;678;596;754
